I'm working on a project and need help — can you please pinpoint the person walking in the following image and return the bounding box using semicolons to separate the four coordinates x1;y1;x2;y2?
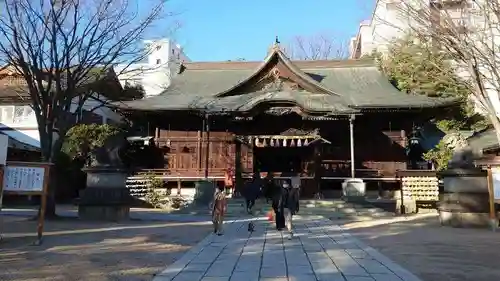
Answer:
212;185;227;236
243;173;261;214
284;173;300;239
272;179;287;231
262;172;276;204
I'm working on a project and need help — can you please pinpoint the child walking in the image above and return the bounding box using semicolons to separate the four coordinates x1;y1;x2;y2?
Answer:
212;185;227;236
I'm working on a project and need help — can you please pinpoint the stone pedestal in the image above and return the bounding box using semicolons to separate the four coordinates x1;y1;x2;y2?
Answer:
193;180;215;206
438;168;491;228
78;167;132;221
342;178;366;203
395;198;417;215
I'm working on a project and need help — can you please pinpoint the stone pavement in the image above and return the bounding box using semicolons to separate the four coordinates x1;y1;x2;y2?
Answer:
153;216;422;281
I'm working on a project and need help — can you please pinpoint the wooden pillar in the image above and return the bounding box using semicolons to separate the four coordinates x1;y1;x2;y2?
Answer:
200;118;206;178
235;141;242;194
204;115;210;179
400;129;410;170
400;129;407;147
197;130;202;174
349;115;356;178
313;144;322;196
177;178;181;195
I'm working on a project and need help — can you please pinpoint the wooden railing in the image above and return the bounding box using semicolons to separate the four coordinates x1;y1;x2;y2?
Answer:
128;168;399;181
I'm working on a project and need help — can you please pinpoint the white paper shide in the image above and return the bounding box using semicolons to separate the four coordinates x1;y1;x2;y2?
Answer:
3;166;45;192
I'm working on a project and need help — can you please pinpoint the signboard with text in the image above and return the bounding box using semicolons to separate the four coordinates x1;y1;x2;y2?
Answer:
3;166;45;193
0;162;52;245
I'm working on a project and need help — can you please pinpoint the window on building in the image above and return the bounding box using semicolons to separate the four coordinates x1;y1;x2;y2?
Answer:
156;45;161;51
3;107;13;122
24;106;33;117
156;59;161;65
14;106;24;118
385;0;402;10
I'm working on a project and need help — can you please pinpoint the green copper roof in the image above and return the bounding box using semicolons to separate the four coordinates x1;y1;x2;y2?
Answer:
114;49;458;114
468;128;499;153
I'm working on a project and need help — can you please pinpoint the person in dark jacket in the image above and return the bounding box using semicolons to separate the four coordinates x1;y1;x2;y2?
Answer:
243;173;261;214
262;172;277;203
283;176;300;239
272;179;287;231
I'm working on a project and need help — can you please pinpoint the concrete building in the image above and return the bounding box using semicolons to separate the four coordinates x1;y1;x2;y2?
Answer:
0;67;124;151
0;38;189;152
349;0;470;59
349;1;500;114
115;38;190;97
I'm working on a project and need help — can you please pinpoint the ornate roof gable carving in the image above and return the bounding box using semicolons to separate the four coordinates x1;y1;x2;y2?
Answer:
250;66;303;93
215;47;338;97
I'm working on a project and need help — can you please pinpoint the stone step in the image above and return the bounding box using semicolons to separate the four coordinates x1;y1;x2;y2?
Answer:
174;198;395;221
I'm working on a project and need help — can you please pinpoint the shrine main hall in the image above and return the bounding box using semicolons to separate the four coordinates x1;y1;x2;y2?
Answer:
116;43;456;197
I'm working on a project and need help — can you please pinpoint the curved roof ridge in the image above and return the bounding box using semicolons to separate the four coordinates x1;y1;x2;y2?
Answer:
214;47;342;98
214;48;279;97
276;49;341;97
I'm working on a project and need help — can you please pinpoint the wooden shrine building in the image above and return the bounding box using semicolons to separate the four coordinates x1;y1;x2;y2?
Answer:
116;43;457;197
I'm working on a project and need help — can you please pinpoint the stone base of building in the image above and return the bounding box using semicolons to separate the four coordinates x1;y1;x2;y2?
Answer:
395;199;417;215
78;205;130;221
439;210;497;228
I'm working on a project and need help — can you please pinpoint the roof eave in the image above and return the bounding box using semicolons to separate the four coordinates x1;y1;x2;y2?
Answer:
351;99;461;110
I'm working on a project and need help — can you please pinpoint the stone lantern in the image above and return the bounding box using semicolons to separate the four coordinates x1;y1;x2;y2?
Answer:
78;133;132;221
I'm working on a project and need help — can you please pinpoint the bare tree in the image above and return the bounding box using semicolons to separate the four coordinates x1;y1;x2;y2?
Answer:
284;34;348;60
0;0;171;159
0;0;170;215
380;0;500;151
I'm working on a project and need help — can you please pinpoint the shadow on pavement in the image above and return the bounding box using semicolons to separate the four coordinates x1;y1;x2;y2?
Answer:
0;216;212;281
344;215;500;281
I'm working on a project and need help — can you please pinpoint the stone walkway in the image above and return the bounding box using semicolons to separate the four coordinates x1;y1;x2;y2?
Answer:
153;216;422;281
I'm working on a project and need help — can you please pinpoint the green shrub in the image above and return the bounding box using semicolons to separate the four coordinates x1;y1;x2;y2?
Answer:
171;196;187;209
422;140;454;171
144;173;165;208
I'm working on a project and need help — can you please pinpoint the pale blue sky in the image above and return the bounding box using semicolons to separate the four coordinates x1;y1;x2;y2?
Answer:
163;0;374;61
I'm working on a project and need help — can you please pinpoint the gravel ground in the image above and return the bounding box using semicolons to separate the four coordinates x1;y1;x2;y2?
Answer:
0;215;211;281
344;215;500;281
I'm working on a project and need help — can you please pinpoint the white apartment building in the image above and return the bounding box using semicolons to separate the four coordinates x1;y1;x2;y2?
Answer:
349;0;469;59
0;38;189;151
350;0;500;116
115;38;190;97
0;97;123;151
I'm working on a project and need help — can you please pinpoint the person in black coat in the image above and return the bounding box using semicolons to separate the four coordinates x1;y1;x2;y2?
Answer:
272;179;288;231
280;169;300;239
283;183;300;239
243;173;262;214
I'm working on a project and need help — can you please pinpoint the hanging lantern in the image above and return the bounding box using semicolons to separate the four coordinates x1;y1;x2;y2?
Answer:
290;139;295;147
263;138;268;147
304;138;309;146
409;136;420;145
270;138;275;147
297;139;302;147
254;138;260;147
283;139;287;147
